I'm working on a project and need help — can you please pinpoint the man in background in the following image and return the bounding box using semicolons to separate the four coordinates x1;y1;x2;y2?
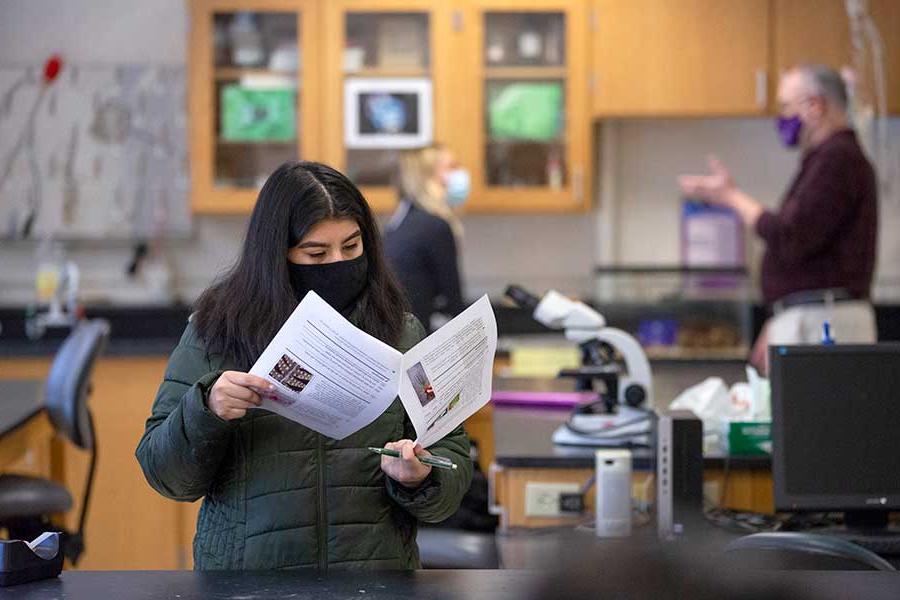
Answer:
679;65;878;369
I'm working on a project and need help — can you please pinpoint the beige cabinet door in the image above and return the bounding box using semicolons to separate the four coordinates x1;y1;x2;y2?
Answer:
592;0;770;116
774;0;899;114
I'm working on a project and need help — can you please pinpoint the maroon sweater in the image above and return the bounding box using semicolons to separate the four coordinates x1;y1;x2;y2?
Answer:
755;129;878;305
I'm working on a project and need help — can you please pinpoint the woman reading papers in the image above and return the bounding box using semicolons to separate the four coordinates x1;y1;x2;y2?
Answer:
135;162;472;570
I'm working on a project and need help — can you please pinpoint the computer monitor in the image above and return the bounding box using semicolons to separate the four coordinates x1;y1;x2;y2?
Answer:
770;343;900;532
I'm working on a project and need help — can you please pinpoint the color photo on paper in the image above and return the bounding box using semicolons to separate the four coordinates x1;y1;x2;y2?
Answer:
269;354;313;393
406;361;435;408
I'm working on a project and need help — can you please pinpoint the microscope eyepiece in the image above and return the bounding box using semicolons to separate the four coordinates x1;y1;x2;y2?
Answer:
504;285;540;310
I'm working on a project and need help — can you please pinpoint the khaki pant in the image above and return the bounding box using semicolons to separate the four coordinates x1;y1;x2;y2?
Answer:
767;300;877;345
751;301;877;373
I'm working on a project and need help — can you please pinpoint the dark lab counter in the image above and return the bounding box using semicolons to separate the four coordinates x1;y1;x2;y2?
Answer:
0;302;747;357
3;301;898;358
0;305;190;357
6;568;900;600
7;569;539;600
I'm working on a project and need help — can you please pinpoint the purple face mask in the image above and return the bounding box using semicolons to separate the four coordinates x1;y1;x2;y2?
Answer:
776;115;803;148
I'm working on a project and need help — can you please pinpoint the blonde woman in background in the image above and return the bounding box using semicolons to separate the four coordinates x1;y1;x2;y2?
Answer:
383;144;469;331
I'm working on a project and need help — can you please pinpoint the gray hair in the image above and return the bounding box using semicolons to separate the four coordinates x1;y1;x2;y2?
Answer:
796;64;849;112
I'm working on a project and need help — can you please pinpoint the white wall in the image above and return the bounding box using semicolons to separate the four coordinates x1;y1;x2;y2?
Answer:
601;118;900;301
2;0;898;306
0;0;186;65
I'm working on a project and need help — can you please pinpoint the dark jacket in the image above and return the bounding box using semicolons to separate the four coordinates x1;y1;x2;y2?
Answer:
756;129;877;304
135;314;472;571
384;202;465;330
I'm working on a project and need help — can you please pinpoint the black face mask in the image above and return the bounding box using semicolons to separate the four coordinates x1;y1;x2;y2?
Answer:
288;254;368;315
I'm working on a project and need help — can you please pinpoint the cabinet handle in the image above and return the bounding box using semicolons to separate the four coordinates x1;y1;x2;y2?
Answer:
487;464;504;517
573;166;584;201
755;69;768;108
452;10;463;32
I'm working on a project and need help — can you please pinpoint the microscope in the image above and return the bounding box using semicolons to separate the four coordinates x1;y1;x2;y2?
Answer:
505;285;654;446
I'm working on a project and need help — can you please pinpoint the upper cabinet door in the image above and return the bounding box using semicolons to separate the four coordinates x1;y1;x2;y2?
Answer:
190;0;321;214
592;0;770;116
457;1;591;213
774;0;899;114
321;0;454;213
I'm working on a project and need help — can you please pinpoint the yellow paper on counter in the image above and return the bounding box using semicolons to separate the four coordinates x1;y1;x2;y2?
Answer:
508;346;581;378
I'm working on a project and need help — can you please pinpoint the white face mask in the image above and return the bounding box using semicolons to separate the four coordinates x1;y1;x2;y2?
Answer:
444;168;471;208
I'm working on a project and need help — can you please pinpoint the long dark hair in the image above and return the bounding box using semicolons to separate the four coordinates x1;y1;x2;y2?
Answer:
193;161;409;369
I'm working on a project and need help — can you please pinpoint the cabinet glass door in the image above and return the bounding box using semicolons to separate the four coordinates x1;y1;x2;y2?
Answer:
342;12;431;188
462;3;588;212
484;12;566;189
322;2;450;212
191;1;321;213
211;11;301;188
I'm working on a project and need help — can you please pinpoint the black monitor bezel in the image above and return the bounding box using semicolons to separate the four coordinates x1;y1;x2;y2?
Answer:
770;343;900;514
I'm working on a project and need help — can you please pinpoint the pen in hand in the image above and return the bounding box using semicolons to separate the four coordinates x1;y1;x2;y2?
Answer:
368;447;458;470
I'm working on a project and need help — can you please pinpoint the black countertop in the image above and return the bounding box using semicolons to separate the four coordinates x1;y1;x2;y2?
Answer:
0;380;43;437
4;568;900;599
492;405;769;470
3;302;899;358
0;305;547;357
0;305;190;357
4;569;538;600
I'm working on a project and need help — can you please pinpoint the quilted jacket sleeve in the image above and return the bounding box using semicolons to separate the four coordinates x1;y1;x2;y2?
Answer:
135;323;235;502
385;314;474;522
385;422;473;523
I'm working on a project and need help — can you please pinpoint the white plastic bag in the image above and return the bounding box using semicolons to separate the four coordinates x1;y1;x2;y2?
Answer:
669;367;770;454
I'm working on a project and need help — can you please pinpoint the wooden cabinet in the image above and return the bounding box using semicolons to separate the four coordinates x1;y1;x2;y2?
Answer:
320;0;592;213
321;0;455;212
774;0;900;114
591;0;771;116
189;0;322;213
189;0;591;214
489;464;772;530
457;0;591;212
186;0;893;213
0;414;54;483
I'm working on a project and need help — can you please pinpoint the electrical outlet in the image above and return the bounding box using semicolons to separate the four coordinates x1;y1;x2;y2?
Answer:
525;482;581;517
704;480;722;505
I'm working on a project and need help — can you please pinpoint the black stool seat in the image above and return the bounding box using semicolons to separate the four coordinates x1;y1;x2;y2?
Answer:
0;474;72;520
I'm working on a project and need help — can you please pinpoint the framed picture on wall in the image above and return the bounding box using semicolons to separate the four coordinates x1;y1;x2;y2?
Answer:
344;78;432;149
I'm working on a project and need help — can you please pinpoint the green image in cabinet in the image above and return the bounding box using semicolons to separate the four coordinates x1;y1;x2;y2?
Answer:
488;82;562;142
220;85;297;142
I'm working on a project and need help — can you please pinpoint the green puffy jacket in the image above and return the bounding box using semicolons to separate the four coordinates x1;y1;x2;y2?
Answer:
135;314;472;570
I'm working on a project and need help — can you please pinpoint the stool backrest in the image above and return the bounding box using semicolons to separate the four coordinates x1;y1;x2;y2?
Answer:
45;319;110;449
